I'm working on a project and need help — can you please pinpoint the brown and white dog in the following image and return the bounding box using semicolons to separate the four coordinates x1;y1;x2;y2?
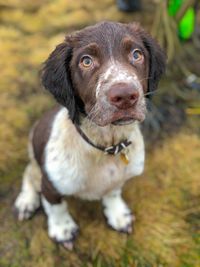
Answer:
14;21;166;250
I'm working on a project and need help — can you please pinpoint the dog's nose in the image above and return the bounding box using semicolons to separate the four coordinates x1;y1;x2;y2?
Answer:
107;83;139;109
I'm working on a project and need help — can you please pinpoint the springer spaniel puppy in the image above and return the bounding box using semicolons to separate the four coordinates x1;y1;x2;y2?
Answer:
14;21;166;250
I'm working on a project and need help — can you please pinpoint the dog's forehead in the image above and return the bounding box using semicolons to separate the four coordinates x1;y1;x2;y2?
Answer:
71;22;138;52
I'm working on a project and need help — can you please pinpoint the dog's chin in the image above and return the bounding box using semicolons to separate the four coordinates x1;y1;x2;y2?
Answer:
92;114;145;127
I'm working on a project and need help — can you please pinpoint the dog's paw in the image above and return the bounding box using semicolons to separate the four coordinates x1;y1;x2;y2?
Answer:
103;201;135;233
14;191;40;221
48;215;79;250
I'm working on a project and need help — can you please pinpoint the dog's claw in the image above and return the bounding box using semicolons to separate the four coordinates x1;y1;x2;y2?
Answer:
51;236;76;250
71;228;79;239
13;205;37;221
127;226;132;234
62;241;74;250
119;223;133;234
128;214;135;222
14;192;40;221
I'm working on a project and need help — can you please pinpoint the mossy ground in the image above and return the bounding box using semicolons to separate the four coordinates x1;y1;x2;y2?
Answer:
1;131;200;267
0;0;200;266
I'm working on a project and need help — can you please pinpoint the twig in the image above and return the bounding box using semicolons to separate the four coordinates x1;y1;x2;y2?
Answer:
175;0;196;22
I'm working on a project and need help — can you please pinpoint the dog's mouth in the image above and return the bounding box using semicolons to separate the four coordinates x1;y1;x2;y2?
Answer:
88;111;146;127
111;117;135;126
110;109;146;126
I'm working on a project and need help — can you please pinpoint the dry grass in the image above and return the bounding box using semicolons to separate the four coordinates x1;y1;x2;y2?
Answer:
0;0;200;266
0;132;200;267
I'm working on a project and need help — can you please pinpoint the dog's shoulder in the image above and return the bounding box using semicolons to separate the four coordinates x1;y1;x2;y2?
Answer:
31;105;62;165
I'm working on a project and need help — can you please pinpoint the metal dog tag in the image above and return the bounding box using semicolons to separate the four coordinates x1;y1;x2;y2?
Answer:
120;152;129;165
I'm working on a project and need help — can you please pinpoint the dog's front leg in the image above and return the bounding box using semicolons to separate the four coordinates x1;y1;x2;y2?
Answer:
41;177;79;250
102;189;135;234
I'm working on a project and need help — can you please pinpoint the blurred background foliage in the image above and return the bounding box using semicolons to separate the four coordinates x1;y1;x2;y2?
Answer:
0;0;200;266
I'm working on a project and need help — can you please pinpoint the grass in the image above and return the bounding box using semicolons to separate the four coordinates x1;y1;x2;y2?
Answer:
0;0;200;266
0;131;200;266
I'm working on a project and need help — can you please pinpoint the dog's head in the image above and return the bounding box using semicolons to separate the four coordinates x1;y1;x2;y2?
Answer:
42;21;166;126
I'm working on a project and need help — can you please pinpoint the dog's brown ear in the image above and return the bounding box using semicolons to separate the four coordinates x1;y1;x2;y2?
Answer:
42;42;79;123
128;23;166;94
141;31;166;93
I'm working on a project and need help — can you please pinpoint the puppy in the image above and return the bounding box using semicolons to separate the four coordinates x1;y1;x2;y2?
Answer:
14;21;166;249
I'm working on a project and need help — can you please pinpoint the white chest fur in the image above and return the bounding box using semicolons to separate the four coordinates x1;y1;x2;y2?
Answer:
44;108;145;200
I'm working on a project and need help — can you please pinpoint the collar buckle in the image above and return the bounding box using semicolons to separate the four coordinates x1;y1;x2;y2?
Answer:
104;140;132;155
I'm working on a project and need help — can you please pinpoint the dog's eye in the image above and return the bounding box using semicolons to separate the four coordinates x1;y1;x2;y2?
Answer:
80;56;93;68
132;49;143;61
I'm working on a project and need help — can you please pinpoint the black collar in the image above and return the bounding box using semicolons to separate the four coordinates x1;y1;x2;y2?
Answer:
75;124;132;155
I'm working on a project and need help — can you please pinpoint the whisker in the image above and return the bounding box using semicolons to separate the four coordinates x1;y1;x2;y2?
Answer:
85;104;100;127
138;76;152;83
144;91;157;97
87;105;98;119
144;89;163;97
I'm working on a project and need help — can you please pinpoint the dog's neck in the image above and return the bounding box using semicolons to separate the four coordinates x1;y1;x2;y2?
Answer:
78;115;138;148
